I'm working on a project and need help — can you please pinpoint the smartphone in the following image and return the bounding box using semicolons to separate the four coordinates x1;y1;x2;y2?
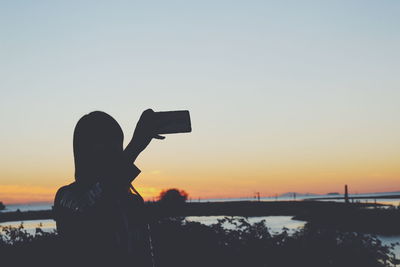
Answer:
154;110;192;134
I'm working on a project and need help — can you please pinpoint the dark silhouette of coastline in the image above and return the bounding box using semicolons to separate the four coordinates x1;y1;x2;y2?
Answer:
304;194;400;201
3;201;400;235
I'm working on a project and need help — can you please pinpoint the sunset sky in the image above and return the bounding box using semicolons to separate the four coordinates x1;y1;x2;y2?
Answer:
1;1;399;204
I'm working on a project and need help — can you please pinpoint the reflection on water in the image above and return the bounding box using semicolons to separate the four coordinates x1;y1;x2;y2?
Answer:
186;216;306;233
0;219;56;234
1;216;304;235
379;235;400;258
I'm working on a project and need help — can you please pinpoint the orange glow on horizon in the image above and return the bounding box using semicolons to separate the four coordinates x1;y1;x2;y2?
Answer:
1;173;400;205
1;152;399;204
0;184;59;205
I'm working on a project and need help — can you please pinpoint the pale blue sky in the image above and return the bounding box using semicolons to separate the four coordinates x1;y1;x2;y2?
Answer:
0;1;399;198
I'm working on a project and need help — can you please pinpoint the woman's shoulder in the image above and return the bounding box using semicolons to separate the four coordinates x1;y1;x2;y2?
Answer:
54;182;77;209
54;182;75;200
54;181;104;213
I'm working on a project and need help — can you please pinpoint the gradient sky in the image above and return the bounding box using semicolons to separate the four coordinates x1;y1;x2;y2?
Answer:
1;1;399;204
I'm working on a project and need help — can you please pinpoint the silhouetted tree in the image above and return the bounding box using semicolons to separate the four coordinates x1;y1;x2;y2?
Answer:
158;188;188;204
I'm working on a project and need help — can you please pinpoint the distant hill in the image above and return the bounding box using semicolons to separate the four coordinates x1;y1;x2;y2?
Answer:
279;190;400;198
370;191;400;195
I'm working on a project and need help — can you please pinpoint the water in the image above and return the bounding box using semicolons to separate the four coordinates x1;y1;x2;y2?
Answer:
0;219;56;233
379;235;400;258
0;203;53;212
186;215;305;233
0;216;304;234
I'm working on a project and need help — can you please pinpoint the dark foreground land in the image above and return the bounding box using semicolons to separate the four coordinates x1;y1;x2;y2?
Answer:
1;201;400;235
2;201;400;266
0;216;399;267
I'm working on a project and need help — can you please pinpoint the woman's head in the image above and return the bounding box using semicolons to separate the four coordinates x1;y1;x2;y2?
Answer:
73;111;124;184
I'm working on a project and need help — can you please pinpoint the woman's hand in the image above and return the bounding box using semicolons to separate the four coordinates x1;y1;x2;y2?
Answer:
124;109;165;162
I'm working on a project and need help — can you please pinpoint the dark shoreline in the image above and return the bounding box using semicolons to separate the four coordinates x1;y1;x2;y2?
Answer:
1;201;399;235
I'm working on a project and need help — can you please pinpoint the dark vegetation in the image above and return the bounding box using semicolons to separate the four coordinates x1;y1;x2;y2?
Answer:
0;217;398;267
0;201;5;210
158;188;188;204
0;224;59;266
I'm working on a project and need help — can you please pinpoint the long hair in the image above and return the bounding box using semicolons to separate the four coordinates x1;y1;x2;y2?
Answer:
73;111;124;185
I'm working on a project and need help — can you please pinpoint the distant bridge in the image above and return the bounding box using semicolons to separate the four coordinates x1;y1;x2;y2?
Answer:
303;194;400;201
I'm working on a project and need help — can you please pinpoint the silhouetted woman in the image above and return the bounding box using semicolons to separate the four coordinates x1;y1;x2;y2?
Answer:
54;109;164;266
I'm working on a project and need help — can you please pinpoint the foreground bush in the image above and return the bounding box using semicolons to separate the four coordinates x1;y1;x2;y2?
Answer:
0;223;59;266
150;217;398;267
0;217;398;267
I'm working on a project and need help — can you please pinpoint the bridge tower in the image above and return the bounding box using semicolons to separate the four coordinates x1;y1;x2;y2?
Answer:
344;184;349;204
